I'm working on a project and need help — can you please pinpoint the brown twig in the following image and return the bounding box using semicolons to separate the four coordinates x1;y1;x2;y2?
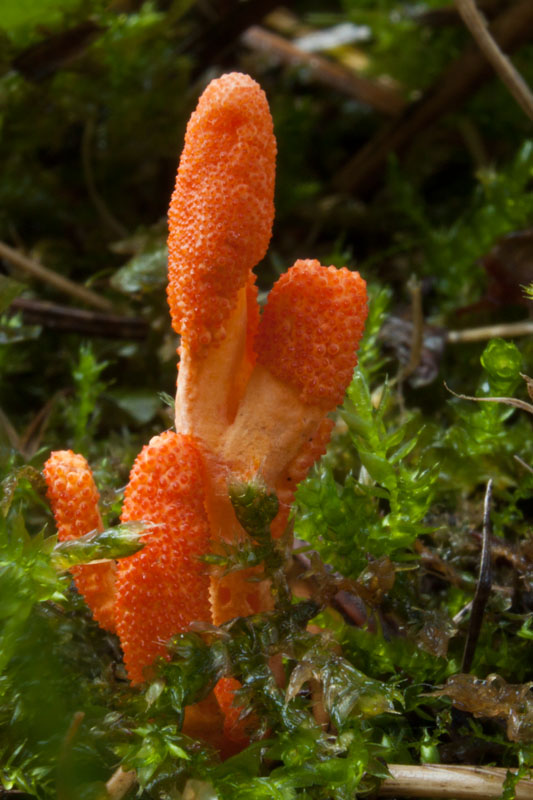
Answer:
17;392;63;460
447;319;533;343
105;766;137;800
379;764;533;798
335;0;533;194
418;0;511;28
241;26;406;115
12;21;103;81
514;454;533;475
0;240;113;312
455;0;533;119
461;479;493;672
445;382;533;415
0;407;21;451
9;297;147;340
81;117;129;239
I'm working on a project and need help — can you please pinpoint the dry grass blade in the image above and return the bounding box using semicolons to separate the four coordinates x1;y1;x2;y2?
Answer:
18;392;64;460
335;0;533;193
514;454;533;475
0;407;21;451
0;240;113;312
379;764;533;798
444;382;533;415
447;320;533;343
461;478;492;672
10;298;147;340
242;26;406;115
455;0;533;119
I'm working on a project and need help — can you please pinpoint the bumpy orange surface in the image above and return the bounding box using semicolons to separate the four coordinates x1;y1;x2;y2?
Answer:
167;72;276;356
43;450;116;632
256;260;368;408
115;431;211;684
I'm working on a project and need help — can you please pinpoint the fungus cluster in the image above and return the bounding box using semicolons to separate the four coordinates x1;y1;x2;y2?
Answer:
44;72;368;747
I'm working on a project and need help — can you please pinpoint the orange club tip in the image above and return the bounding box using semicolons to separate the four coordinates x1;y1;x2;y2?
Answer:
255;260;368;408
43;449;116;632
167;72;276;356
115;431;212;684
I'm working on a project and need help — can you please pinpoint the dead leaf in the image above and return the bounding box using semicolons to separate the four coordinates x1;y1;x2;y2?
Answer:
431;673;533;742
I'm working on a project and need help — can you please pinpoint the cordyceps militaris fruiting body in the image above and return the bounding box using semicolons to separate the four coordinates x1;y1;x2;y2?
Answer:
43;72;368;750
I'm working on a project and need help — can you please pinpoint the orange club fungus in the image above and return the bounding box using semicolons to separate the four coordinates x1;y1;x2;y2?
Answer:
43;71;368;750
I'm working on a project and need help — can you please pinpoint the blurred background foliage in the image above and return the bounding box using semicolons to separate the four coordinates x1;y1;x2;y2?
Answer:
0;0;532;442
1;0;533;797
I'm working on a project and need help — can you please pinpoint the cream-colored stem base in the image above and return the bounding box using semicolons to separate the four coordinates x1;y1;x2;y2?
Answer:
221;365;324;486
175;286;250;447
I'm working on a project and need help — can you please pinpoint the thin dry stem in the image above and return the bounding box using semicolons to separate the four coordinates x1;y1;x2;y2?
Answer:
461;478;492;672
515;454;533;475
10;297;147;339
0;240;113;311
444;382;533;416
81;117;128;239
379;764;533;798
335;0;533;193
455;0;533;119
241;26;405;115
447;320;533;343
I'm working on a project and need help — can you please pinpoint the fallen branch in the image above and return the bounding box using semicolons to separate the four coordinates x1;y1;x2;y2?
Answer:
419;0;512;29
12;20;102;81
0;240;113;312
335;0;533;193
379;764;533;799
455;0;533;119
241;26;406;115
9;297;147;339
